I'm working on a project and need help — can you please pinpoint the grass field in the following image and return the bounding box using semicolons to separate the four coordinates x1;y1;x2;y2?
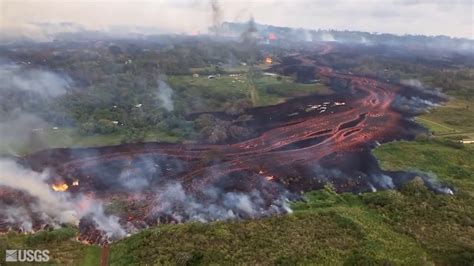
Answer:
0;227;101;265
416;99;474;141
169;72;330;110
0;127;182;156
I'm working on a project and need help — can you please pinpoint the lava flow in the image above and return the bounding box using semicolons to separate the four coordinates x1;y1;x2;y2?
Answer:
0;50;449;245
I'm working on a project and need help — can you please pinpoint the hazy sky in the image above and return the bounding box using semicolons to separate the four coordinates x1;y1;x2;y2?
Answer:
1;0;473;39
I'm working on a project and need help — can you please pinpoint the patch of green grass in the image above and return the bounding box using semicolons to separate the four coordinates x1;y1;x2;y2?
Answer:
372;139;474;264
169;73;331;111
0;227;101;265
418;99;474;140
110;212;363;265
0;127;181;156
373;139;474;191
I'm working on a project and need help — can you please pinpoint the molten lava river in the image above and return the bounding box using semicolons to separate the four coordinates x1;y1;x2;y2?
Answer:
0;53;450;244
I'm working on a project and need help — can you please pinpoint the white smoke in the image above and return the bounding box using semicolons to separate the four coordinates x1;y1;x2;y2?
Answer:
360;36;370;44
0;63;71;98
0;111;48;153
0;159;125;238
0;63;73;154
321;33;336;42
151;181;291;223
400;79;447;98
376;174;395;189
303;30;313;42
401;79;424;88
157;79;174;111
392;95;439;115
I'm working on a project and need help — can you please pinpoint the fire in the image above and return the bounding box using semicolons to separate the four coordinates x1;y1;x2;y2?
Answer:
265;57;273;64
52;183;69;192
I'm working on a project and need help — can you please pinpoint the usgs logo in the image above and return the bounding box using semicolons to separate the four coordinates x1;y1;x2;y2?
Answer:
5;249;50;262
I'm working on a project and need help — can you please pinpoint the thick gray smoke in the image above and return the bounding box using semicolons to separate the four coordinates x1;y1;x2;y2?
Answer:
241;16;258;42
210;0;223;35
157;79;174;112
0;159;126;239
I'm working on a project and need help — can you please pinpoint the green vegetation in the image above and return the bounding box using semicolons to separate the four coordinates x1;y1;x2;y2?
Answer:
0;127;182;156
169;72;330;110
0;227;101;265
416;99;474;142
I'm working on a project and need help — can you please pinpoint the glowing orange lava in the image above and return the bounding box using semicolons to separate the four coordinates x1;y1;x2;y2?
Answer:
52;183;69;192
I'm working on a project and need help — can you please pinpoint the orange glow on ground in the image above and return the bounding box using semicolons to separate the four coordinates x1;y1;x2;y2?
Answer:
52;183;68;192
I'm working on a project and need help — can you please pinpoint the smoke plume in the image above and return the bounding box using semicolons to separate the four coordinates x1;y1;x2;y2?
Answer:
151;181;291;223
0;159;125;240
157;79;174;112
0;62;73;154
0;63;71;98
210;0;223;35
